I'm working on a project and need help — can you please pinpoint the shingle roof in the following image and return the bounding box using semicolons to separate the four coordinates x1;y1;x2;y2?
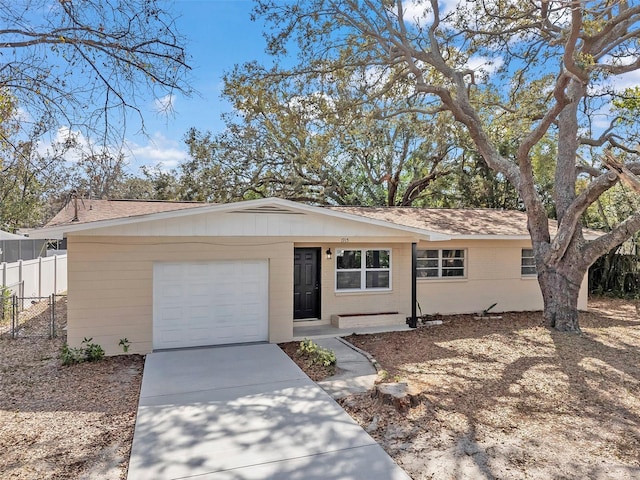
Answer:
45;198;207;228
42;198;600;239
328;207;545;236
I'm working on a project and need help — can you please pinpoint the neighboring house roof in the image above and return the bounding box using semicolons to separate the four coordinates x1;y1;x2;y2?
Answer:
0;230;27;240
329;206;540;237
45;198;206;228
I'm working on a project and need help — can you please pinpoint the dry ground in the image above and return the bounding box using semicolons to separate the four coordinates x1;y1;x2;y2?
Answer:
278;340;336;381
342;298;640;480
0;298;143;480
2;298;639;479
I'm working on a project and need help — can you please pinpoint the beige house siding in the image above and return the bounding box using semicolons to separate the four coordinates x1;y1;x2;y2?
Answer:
71;209;436;240
68;236;416;355
67;233;589;356
67;236;295;356
317;243;412;323
416;240;588;314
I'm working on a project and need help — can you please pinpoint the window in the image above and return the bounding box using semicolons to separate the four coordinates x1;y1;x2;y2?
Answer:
521;249;536;276
336;249;391;291
416;249;465;278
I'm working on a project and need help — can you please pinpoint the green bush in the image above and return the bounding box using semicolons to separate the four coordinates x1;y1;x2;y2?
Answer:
61;337;105;365
61;344;86;365
1;287;11;324
297;338;337;367
82;338;105;362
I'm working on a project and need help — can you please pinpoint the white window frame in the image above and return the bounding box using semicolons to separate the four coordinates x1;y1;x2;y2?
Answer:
521;248;537;276
335;248;392;292
416;249;466;279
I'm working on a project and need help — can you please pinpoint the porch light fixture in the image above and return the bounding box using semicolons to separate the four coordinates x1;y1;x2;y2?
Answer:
326;248;332;260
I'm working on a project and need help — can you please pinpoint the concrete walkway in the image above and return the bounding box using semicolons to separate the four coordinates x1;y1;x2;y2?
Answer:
314;337;379;399
127;343;410;480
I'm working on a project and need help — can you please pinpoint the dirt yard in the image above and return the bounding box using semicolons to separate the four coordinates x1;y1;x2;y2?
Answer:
0;298;143;480
342;298;640;479
2;298;639;479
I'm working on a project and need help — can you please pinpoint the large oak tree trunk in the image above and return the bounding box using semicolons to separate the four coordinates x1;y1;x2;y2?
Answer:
537;261;585;332
534;80;586;333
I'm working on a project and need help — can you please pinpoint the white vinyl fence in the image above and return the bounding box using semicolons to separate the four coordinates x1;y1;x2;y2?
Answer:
1;255;67;297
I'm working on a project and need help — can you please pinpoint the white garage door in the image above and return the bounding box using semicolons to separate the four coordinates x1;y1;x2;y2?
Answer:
153;260;269;349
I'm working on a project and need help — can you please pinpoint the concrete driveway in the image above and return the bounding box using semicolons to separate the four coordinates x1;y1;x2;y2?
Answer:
127;343;410;479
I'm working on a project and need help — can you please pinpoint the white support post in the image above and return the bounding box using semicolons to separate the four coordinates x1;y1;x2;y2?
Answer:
38;257;43;298
18;260;23;310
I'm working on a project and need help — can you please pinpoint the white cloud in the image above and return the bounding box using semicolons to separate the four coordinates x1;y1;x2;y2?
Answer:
153;94;176;114
35;126;91;164
363;65;390;86
33;127;186;174
609;69;640;92
126;132;187;171
390;0;464;27
399;0;462;26
465;55;504;79
401;0;432;24
15;107;31;123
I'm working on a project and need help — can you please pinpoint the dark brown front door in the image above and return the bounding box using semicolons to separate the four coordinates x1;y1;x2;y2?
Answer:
294;248;320;319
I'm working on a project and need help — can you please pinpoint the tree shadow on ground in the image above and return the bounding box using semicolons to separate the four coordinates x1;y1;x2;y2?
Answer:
345;298;640;479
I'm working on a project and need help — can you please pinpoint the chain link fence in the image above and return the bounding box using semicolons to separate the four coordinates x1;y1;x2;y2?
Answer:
0;293;67;339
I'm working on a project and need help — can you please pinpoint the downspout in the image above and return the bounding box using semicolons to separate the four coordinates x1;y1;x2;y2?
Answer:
406;242;418;328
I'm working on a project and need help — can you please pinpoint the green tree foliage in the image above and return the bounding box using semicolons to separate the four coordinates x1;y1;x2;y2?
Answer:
0;94;70;230
179;62;458;206
69;148;129;200
584;89;640;296
139;165;182;201
585;182;640;296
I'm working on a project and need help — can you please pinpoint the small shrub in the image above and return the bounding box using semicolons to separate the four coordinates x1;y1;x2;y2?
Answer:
1;287;11;324
82;338;105;362
61;337;105;365
297;338;337;367
119;338;130;353
61;344;86;366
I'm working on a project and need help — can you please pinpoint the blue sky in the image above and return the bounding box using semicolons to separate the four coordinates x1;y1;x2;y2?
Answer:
119;0;639;175
125;0;273;173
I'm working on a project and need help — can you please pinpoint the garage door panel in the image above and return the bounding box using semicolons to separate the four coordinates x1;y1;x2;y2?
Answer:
153;261;269;349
